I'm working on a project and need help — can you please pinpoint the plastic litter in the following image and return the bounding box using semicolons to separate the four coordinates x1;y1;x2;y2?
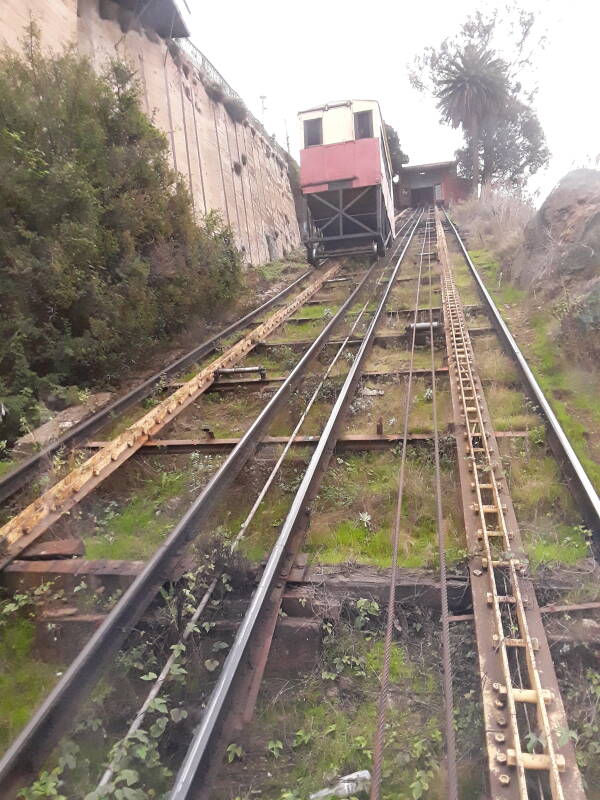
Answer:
309;770;371;799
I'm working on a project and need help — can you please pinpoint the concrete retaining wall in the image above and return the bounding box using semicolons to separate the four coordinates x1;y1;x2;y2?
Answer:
0;0;300;265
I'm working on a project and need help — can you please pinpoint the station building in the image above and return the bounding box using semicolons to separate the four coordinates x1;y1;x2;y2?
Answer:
398;160;470;207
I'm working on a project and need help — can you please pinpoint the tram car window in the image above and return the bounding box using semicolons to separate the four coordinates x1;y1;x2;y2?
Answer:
303;117;323;147
298;99;395;265
354;110;373;139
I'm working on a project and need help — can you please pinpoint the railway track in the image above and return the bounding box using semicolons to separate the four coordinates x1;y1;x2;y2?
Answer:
0;212;421;794
0;205;597;798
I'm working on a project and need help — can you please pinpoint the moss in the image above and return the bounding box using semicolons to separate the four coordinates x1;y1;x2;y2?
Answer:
0;618;61;754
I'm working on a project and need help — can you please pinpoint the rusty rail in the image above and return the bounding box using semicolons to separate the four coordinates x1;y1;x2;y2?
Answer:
0;242;393;795
170;214;423;799
0;270;312;505
437;208;585;799
0;266;339;569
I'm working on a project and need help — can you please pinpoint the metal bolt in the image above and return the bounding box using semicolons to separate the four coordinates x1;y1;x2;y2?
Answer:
499;774;511;785
495;732;506;743
496;715;507;727
496;752;507;764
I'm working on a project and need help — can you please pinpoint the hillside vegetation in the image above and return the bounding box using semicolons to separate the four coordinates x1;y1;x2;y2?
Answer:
0;32;242;444
452;175;600;489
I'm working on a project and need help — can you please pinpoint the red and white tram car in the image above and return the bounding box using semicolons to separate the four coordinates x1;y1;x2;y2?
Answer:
298;99;395;264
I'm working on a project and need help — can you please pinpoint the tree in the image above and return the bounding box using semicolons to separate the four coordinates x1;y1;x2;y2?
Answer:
384;123;409;174
435;45;508;193
0;29;242;443
412;6;549;196
456;95;549;188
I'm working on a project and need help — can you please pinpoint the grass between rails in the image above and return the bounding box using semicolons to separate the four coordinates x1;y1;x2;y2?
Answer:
306;449;464;568
499;438;590;570
84;455;222;560
221;619;445;800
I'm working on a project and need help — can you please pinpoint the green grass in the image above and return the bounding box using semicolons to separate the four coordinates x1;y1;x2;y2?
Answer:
468;250;525;305
269;319;325;342
499;438;590;568
486;385;539;431
0;618;61;754
86;469;186;560
256;259;297;282
473;338;519;384
527;523;589;569
227;626;444;800
307;450;463;569
290;303;337;320
0;460;16;478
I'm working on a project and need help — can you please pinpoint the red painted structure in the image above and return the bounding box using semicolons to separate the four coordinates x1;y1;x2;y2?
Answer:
300;138;382;194
297;100;395;264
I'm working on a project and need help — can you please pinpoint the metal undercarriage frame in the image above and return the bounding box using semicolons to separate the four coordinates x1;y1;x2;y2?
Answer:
303;184;392;263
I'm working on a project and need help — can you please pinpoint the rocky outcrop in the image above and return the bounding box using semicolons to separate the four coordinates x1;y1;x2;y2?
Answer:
514;169;600;358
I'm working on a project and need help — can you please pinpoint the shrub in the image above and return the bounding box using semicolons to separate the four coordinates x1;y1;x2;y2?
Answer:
0;30;242;442
203;78;224;103
223;96;247;124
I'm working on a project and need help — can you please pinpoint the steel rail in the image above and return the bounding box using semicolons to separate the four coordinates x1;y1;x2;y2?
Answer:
170;213;424;800
0;266;342;569
370;209;430;800
0;269;312;505
0;250;384;797
437;209;584;799
94;220;418;793
443;211;600;535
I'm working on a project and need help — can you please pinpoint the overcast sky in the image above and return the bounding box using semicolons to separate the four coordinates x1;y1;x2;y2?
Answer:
185;0;599;203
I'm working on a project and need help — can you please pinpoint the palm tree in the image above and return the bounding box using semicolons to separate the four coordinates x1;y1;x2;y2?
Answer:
436;45;508;195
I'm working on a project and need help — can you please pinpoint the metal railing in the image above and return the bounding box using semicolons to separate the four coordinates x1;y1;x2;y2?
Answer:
175;39;290;164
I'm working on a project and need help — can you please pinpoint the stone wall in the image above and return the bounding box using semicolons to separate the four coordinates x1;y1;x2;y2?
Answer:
0;0;301;265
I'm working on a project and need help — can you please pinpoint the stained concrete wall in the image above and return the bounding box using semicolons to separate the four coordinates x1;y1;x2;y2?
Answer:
0;0;301;265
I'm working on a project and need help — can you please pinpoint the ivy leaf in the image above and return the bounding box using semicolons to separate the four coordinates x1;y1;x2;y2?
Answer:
116;769;139;787
204;658;220;672
170;708;188;722
148;696;168;714
212;641;229;652
149;716;168;738
140;672;157;681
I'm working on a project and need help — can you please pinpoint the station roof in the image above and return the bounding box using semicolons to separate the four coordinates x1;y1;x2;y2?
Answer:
401;160;456;173
116;0;190;38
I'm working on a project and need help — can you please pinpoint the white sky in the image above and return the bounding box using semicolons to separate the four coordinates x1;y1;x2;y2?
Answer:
184;0;600;203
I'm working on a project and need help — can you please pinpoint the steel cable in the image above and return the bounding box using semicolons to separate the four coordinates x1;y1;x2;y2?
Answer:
370;210;431;800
